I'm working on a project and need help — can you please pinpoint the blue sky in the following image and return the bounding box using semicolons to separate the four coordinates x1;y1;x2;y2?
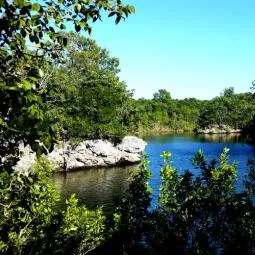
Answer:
87;0;255;99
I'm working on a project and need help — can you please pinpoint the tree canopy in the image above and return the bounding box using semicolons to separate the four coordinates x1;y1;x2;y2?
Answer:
0;0;135;169
46;33;132;138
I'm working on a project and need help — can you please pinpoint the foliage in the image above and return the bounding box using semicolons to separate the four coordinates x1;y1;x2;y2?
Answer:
45;33;133;139
57;194;105;255
148;149;255;255
0;159;58;254
128;94;204;133
0;0;135;169
244;85;255;139
0;0;134;254
198;92;255;129
110;156;152;253
221;87;235;97
103;149;254;254
121;87;255;134
0;0;135;56
0;159;106;255
153;89;171;102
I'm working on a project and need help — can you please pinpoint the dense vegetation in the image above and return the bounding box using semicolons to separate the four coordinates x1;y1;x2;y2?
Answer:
128;87;255;134
0;0;134;253
111;149;255;255
0;0;255;254
38;38;255;138
44;33;133;139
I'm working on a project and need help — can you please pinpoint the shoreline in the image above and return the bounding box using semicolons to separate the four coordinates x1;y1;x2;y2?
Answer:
133;128;242;137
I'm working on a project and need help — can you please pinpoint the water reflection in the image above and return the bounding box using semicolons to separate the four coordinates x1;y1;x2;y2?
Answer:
52;165;138;213
52;133;255;215
196;133;244;143
143;132;246;144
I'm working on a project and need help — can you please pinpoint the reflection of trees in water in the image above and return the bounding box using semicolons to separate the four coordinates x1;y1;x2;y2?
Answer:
197;133;242;143
52;165;137;213
144;133;248;144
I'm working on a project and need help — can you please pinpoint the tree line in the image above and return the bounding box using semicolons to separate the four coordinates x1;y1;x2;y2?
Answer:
30;34;255;140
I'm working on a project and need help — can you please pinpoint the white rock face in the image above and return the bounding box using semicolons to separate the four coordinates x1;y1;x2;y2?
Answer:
117;136;147;154
14;136;147;172
196;124;241;134
14;144;37;174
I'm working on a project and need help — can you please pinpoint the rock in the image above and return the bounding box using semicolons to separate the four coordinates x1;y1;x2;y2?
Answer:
196;124;241;134
14;136;147;172
117;136;147;154
85;140;120;157
120;151;141;164
14;144;37;174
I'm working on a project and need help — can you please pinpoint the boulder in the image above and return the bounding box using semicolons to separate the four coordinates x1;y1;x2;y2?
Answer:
117;136;147;154
14;136;147;172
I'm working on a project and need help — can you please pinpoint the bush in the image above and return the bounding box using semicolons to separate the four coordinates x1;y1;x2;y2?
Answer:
148;149;255;254
0;159;105;255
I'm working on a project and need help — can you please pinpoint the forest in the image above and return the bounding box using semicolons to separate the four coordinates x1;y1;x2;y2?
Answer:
0;0;255;254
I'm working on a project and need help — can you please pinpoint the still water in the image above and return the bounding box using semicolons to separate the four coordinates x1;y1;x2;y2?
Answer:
52;133;255;212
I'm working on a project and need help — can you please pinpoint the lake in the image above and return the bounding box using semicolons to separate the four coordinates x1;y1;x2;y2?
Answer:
52;133;255;212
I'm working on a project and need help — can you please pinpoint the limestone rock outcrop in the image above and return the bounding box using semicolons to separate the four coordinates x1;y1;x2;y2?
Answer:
15;136;147;172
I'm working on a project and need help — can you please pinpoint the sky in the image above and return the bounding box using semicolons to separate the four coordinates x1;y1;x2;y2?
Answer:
86;0;255;99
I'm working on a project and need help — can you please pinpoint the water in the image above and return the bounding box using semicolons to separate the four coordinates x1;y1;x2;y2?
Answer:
53;133;255;212
52;165;135;213
145;133;255;205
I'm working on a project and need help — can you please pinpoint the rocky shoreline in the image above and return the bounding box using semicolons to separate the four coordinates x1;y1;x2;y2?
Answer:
15;136;147;172
195;125;241;134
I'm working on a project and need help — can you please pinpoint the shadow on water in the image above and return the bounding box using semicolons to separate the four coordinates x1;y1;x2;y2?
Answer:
52;165;138;214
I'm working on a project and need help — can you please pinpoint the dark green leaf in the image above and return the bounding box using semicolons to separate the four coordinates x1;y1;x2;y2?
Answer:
75;24;81;32
115;15;122;24
108;11;117;17
63;37;68;46
60;23;66;29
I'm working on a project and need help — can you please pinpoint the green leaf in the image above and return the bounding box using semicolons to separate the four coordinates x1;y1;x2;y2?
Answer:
17;176;23;183
129;5;135;13
0;0;4;7
14;0;24;7
22;80;33;90
108;11;117;17
39;69;44;77
32;3;40;11
76;3;81;12
0;118;6;126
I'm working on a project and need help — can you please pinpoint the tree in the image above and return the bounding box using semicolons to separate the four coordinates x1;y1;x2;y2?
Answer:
0;0;135;169
46;34;132;138
222;87;235;97
0;0;135;57
147;149;255;254
250;81;255;93
153;89;172;102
